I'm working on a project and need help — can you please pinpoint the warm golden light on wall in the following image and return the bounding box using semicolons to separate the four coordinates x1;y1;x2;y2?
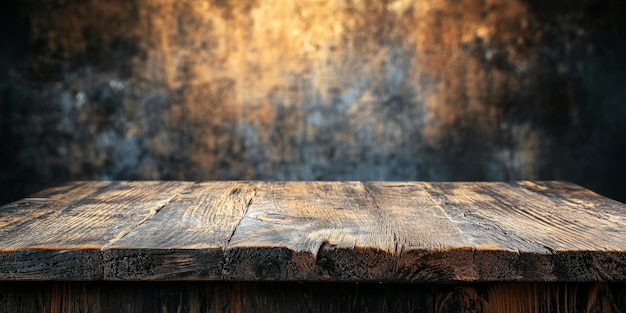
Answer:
14;0;622;200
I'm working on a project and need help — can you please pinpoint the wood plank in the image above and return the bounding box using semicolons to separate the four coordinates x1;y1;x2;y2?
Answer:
1;180;626;282
423;182;626;281
490;182;626;251
28;181;108;199
224;181;401;280
362;182;475;281
225;181;475;281
0;181;190;280
0;181;111;233
499;181;626;281
0;181;114;281
102;181;258;280
421;182;555;281
516;181;626;228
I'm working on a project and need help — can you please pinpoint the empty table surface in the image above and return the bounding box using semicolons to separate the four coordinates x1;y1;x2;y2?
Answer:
0;181;624;282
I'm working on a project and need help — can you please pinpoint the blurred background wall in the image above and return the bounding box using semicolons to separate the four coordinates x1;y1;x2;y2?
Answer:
1;0;625;204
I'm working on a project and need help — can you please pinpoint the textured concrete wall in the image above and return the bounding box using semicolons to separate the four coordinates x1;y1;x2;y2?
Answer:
1;0;625;203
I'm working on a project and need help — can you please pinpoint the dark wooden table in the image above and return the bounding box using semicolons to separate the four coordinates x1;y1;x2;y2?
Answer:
1;181;625;312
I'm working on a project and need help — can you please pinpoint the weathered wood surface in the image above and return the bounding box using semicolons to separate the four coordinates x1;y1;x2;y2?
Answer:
104;181;257;280
0;181;190;280
0;281;624;313
0;181;625;282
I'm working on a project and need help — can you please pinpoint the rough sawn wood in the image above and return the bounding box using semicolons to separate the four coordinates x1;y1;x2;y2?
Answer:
0;180;625;282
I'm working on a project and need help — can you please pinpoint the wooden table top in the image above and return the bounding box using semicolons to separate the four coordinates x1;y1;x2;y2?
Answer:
0;181;625;282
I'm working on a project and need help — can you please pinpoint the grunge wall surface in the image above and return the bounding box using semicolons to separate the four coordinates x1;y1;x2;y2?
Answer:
1;0;625;204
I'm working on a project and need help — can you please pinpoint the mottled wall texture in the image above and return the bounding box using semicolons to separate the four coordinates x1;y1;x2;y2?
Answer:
1;0;625;204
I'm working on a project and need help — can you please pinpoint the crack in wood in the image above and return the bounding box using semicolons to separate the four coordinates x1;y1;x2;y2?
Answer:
3;181;626;283
421;183;474;252
101;183;192;251
363;182;401;256
225;188;257;250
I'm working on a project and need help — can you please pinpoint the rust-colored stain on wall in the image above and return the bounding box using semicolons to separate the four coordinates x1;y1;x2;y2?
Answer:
2;0;625;203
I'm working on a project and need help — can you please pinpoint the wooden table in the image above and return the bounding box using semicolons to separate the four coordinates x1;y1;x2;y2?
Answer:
1;181;625;312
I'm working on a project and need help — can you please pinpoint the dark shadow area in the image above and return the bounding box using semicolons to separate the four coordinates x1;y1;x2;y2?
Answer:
524;0;626;202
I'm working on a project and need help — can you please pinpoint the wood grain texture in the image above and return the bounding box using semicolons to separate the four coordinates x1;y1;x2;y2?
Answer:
422;181;553;281
359;182;475;281
1;180;626;282
0;181;190;280
516;181;626;229
0;281;624;313
433;282;625;313
0;181;110;237
103;181;258;280
224;181;390;280
224;181;473;281
422;181;626;281
0;181;114;280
